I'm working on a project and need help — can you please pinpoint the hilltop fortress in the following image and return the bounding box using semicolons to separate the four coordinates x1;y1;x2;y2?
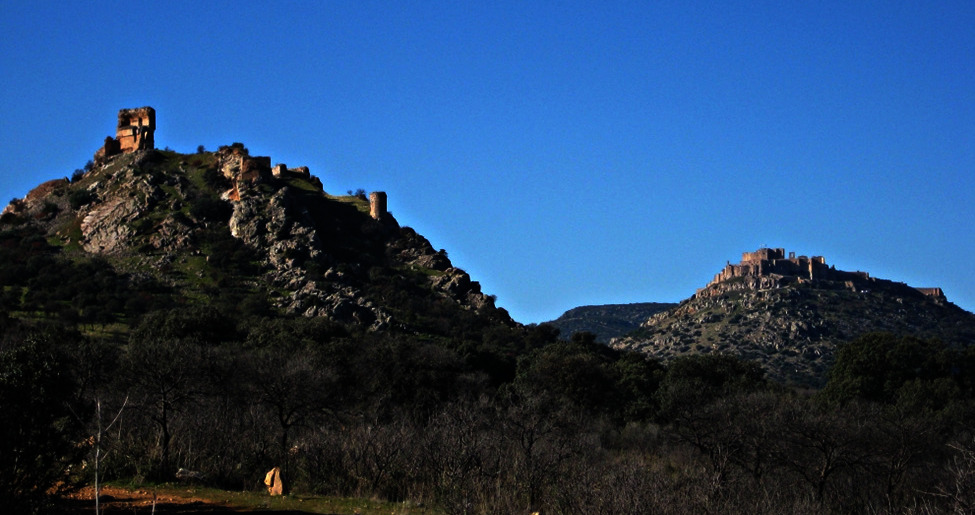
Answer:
707;248;848;287
92;107;388;220
698;247;946;301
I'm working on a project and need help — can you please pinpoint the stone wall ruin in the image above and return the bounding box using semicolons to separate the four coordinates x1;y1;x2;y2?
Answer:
95;106;156;164
706;247;835;287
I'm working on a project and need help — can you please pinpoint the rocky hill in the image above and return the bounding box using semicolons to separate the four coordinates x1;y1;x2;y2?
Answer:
544;302;676;342
611;248;975;386
0;124;511;337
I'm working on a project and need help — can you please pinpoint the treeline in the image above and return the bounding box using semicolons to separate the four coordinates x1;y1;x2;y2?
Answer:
4;301;975;513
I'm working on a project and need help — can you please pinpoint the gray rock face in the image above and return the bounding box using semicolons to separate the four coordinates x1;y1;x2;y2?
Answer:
228;186;395;328
149;215;194;251
81;196;141;253
413;252;450;271
74;152;202;256
383;227;497;313
430;268;495;311
231;187;323;269
79;157;167;254
432;268;473;297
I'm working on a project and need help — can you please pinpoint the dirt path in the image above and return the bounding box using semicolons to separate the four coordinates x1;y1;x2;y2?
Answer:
58;485;295;514
56;484;428;514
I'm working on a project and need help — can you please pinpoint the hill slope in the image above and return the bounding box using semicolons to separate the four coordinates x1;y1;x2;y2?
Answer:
0;144;511;336
544;302;676;342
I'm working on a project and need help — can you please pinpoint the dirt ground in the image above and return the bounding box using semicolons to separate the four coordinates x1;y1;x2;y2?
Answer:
57;485;310;514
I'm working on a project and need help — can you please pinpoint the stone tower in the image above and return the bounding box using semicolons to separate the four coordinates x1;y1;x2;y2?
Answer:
94;106;156;164
369;191;387;220
116;107;155;152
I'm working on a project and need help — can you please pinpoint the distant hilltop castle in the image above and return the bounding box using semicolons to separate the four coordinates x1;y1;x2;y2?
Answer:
708;248;839;286
698;247;946;301
91;107;389;220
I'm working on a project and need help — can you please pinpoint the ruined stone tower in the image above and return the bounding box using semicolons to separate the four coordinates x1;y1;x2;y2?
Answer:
95;106;156;164
116;107;155;152
369;191;387;220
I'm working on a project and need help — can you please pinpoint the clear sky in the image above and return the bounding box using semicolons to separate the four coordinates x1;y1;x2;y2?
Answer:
2;1;973;323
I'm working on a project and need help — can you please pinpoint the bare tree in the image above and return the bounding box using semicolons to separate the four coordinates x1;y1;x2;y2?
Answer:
92;396;127;515
124;337;204;477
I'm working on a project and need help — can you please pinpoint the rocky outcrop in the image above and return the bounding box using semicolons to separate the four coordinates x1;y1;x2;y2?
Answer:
148;215;195;251
77;151;187;254
432;267;495;310
413;252;451;271
386;227;498;312
230;187;324;269
228;185;395;328
389;228;450;270
217;146;274;201
81;196;142;253
2;178;69;217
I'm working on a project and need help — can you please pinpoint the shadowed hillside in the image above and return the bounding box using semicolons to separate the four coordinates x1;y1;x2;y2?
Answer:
544;302;677;342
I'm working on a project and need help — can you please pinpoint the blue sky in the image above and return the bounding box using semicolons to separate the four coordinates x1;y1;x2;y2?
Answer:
2;1;973;323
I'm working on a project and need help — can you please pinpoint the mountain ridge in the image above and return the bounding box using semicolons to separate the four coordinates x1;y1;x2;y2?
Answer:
543;302;677;342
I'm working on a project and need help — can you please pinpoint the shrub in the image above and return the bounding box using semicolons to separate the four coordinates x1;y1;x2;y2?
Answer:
68;189;94;209
189;196;232;222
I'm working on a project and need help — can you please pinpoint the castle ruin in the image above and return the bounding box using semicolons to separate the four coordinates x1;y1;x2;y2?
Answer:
116;107;155;152
95;106;156;163
699;247;946;301
89;107;392;224
370;191;387;220
707;248;839;287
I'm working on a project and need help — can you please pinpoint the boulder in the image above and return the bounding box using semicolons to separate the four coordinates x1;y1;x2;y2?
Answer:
263;467;283;496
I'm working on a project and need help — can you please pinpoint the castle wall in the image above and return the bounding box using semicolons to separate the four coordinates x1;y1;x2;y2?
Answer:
742;248;784;263
708;248;834;288
916;287;945;298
